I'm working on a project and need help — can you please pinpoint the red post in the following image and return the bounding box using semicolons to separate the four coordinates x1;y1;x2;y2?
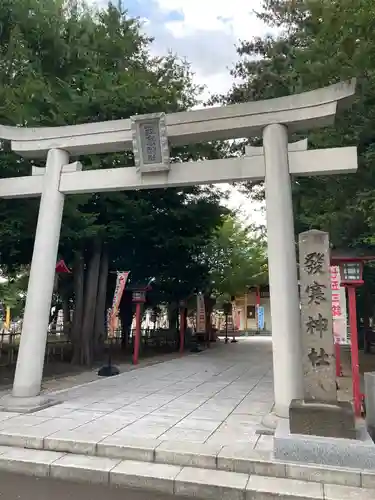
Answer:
179;307;185;354
348;285;361;417
256;286;261;307
133;302;142;365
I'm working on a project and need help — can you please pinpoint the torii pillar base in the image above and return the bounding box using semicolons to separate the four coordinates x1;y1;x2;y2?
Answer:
0;394;60;414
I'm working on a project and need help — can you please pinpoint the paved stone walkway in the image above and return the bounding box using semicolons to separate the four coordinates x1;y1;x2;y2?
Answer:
0;340;373;498
0;351;190;397
0;338;274;450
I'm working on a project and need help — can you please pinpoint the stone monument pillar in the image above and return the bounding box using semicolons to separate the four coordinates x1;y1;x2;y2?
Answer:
300;230;337;402
289;230;355;438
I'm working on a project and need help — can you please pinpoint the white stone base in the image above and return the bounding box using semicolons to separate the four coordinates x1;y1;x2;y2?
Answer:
260;411;279;432
0;394;60;414
274;417;375;469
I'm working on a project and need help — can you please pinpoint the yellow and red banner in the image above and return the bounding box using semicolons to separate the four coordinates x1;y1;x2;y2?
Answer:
109;271;130;334
4;307;10;330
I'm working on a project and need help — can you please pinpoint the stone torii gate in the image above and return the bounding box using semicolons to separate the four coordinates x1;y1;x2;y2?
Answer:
0;80;358;415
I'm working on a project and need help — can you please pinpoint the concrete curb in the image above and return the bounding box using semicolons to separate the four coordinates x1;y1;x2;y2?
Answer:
0;445;373;499
0;429;374;490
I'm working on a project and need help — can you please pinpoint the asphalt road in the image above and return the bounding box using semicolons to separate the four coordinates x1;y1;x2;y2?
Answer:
0;472;188;500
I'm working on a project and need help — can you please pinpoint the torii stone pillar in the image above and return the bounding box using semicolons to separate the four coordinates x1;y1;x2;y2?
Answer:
0;80;357;413
12;150;69;402
246;137;307;420
2;155;83;411
263;126;303;419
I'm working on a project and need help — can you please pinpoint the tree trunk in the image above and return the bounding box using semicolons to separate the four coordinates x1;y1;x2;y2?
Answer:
362;285;372;329
93;248;109;356
204;295;215;347
80;238;102;366
71;251;85;364
62;298;71;335
168;303;178;331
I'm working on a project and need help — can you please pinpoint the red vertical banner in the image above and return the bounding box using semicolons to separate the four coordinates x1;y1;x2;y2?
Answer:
330;266;348;345
109;271;130;335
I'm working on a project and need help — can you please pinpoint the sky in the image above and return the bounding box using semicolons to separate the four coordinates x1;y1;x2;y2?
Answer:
108;0;274;98
93;0;273;225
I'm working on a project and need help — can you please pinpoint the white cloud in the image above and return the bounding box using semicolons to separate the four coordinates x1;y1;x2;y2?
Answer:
145;0;274;97
90;1;277;98
157;0;264;38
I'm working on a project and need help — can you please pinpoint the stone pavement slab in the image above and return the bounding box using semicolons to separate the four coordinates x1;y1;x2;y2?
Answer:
110;460;182;494
246;475;324;499
50;454;121;484
0;446;65;476
285;463;362;488
324;483;375;500
0;338;274;454
362;469;375;488
155;441;222;468
218;445;286;476
0;427;46;448
97;436;160;461
175;466;248;500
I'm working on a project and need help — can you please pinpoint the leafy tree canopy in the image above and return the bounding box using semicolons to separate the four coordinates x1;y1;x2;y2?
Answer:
221;0;375;250
199;215;268;304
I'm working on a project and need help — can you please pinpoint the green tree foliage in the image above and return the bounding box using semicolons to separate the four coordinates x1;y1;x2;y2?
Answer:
0;0;227;364
223;0;375;244
200;216;268;304
219;0;375;322
0;271;28;320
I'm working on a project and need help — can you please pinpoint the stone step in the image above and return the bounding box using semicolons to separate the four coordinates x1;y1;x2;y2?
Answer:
0;430;375;490
0;444;373;499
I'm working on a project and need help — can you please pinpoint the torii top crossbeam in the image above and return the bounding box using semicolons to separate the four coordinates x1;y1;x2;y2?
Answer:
0;79;356;158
